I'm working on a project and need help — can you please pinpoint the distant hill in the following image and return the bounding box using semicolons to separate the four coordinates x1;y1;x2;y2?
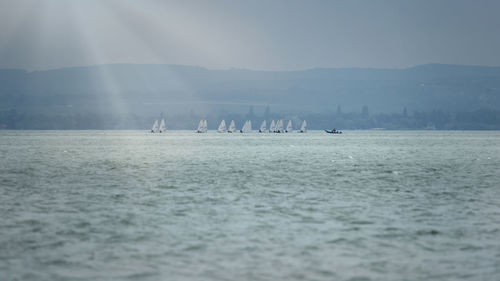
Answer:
1;63;500;115
1;64;500;129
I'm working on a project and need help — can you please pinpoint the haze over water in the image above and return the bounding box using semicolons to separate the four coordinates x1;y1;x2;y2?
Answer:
1;130;499;281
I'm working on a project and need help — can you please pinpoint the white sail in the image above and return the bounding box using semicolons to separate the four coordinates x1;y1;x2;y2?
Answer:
217;120;226;133
151;120;159;133
275;119;283;133
269;120;276;133
285;120;293;132
228;120;236;133
259;120;266;133
299;120;307;133
203;119;208;133
196;119;203;133
159;119;166;133
241;120;252;133
196;119;206;133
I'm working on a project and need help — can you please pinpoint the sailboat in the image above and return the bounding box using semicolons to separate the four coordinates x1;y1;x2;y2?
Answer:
269;120;276;133
275;119;284;133
217;120;226;133
299;120;307;133
228;120;236;133
159;119;166;133
285;120;293;133
151;120;159;133
259;120;266;133
240;120;252;133
196;119;207;133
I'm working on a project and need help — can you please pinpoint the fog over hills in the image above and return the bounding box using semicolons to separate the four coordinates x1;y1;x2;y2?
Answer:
1;63;500;129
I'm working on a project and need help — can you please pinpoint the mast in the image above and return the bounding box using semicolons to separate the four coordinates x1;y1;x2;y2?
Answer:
259;120;266;133
300;120;307;133
159;119;166;133
228;120;236;133
151;120;159;133
218;120;226;133
241;120;252;133
276;120;283;133
269;120;275;133
196;119;205;133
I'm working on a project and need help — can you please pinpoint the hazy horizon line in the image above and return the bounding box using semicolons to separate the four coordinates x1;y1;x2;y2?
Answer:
3;62;500;73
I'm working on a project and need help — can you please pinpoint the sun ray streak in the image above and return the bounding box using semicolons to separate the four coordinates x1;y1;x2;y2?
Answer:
69;1;130;120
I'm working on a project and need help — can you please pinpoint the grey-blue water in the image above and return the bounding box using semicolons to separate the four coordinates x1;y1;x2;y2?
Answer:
1;130;500;281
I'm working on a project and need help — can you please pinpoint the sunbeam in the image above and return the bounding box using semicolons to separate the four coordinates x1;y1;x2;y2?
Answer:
68;1;130;120
100;0;200;108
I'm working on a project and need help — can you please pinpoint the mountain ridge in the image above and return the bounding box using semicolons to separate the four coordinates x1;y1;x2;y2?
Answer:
1;63;499;117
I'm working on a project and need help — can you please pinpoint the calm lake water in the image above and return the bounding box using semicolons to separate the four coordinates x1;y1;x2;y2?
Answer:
1;130;500;281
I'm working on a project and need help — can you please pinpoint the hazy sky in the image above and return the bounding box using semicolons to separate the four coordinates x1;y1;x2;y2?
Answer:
1;0;499;70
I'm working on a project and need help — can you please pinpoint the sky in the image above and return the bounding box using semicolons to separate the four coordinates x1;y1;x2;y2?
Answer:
1;0;500;71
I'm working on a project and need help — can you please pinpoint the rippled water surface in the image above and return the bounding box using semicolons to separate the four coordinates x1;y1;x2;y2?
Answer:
1;130;500;281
